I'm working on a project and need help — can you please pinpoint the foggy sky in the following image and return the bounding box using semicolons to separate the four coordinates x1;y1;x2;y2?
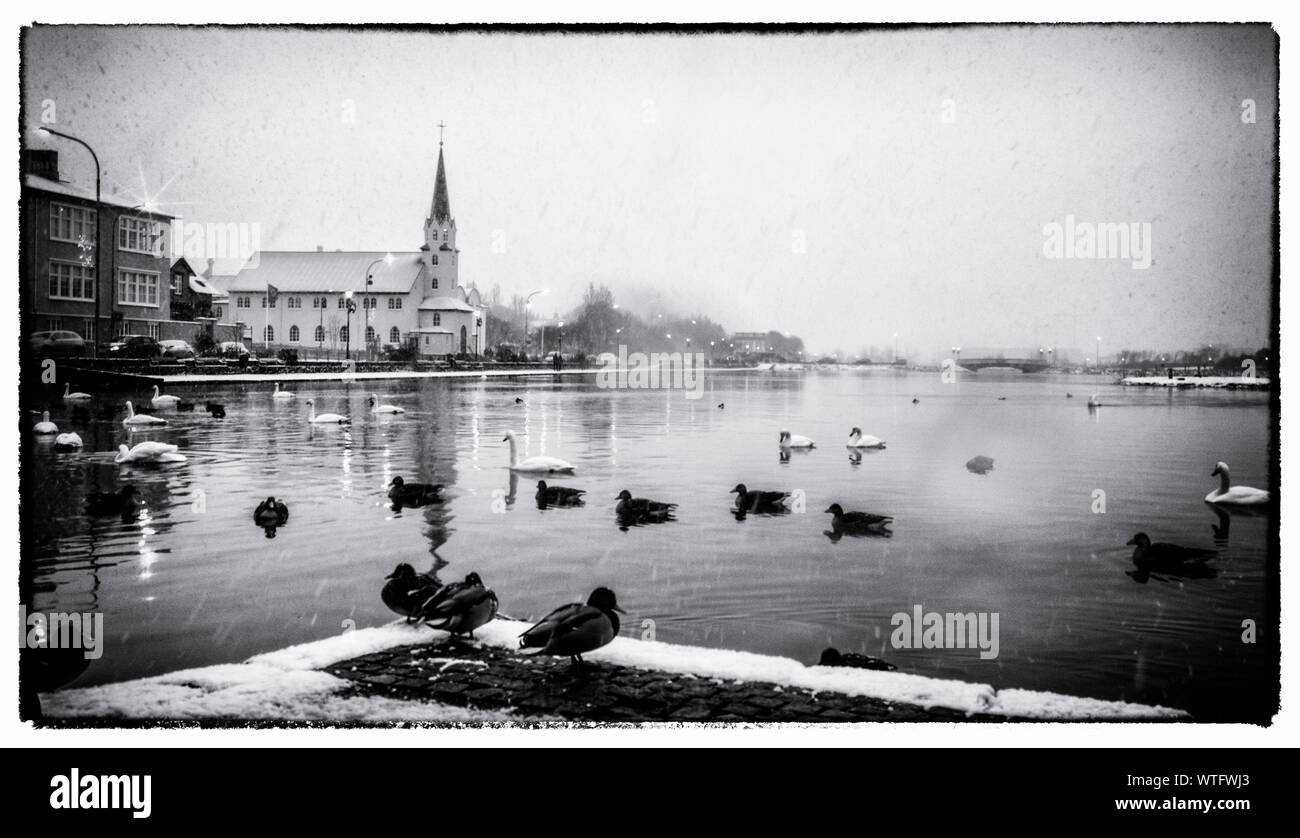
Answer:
22;25;1277;360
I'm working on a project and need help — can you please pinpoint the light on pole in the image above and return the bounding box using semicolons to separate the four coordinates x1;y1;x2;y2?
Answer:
524;289;546;359
1096;336;1102;369
39;127;101;356
345;290;355;362
364;254;394;362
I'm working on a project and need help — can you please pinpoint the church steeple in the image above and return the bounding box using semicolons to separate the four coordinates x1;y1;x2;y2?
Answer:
422;123;459;293
430;146;451;225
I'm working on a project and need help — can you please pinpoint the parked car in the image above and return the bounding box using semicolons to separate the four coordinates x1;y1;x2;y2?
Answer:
106;334;163;359
159;339;197;362
29;330;87;356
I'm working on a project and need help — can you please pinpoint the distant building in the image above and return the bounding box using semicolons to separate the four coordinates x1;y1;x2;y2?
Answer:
215;141;486;358
167;257;224;322
21;148;176;346
729;332;770;355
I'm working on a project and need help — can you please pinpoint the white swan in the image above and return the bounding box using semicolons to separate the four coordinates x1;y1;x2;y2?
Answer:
369;393;405;414
503;430;574;474
116;441;186;464
1087;394;1101;407
33;411;58;434
1205;461;1269;505
54;432;83;450
151;385;181;408
62;383;92;401
272;382;295;400
306;400;350;424
846;426;886;449
779;429;816;449
122;401;167;427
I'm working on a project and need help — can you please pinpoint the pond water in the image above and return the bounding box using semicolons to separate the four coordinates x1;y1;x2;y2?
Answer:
21;369;1277;721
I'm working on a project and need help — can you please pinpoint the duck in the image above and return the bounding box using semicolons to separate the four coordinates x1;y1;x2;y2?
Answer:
122;401;167;427
536;480;586;507
730;483;790;513
824;503;892;534
965;455;994;475
62;383;92;402
1066;392;1074;399
381;563;443;621
1205;462;1269;506
518;587;624;665
1087;394;1101;408
615;489;677;519
205;401;226;419
717;402;725;409
53;432;83;451
305;400;350;424
84;485;139;517
387;476;443;506
779;429;815;449
818;648;897;672
272;382;295;400
115;441;186;464
515;397;526;405
253;497;290;527
368;394;405;414
32;411;58;434
503;430;574;474
416;572;498;637
911;397;919;404
1126;533;1217;572
150;385;181;408
846;426;886;449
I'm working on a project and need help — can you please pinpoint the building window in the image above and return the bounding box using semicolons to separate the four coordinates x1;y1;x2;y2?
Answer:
236;296;248;309
338;298;346;309
82;319;96;345
424;335;429;345
264;325;274;342
50;203;96;244
366;326;376;344
443;229;448;241
339;326;349;342
315;325;325;343
49;260;95;301
388;298;402;310
147;322;160;340
117;216;160;254
432;277;439;290
263;295;276;308
46;317;63;331
433;312;441;326
432;254;438;266
117;269;160;307
287;297;301;309
289;325;300;342
214;306;223;319
389;327;400;344
115;320;130;338
170;273;184;294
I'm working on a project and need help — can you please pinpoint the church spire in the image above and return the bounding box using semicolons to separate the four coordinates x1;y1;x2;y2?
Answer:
430;123;451;225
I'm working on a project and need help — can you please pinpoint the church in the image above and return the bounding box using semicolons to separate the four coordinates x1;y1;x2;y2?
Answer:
218;138;486;359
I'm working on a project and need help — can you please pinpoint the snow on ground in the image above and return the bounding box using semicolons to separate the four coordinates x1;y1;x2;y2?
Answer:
1121;375;1270;388
44;619;1188;722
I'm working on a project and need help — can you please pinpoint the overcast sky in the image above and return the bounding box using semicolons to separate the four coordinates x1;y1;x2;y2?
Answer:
22;25;1277;359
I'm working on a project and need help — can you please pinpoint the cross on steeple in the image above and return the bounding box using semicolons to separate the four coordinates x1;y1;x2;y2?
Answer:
437;120;447;147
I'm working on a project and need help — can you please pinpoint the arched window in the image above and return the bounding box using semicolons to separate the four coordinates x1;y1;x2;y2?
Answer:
433;312;441;327
389;327;400;344
366;326;376;344
264;325;274;342
432;254;438;266
339;326;349;342
289;325;300;342
314;325;325;343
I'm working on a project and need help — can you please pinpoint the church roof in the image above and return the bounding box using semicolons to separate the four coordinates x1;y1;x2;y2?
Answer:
224;251;423;294
430;147;452;225
419;296;477;312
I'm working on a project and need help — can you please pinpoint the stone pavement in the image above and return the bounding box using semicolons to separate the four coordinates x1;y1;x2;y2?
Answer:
325;640;1021;723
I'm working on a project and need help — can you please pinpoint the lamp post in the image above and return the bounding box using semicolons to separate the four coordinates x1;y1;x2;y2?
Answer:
363;254;394;362
1095;336;1102;370
39;127;101;356
524;289;546;359
345;290;355;362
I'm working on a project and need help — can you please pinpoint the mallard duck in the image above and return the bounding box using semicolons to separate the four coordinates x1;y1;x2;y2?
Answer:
306;400;349;424
824;503;892;533
122;401;167;427
965;455;994;474
1126;533;1217;572
537;480;586;507
615;489;677;520
381;563;443;621
416;572;498;636
53;432;83;451
779;429;815;448
730;483;789;513
1205;462;1269;506
818;648;897;671
33;411;58;434
503;430;574;473
717;402;725;409
368;394;405;414
519;587;624;665
85;485;138;517
911;397;919;404
387;476;443;506
205;401;226;419
115;442;185;464
846;426;886;449
253;497;289;527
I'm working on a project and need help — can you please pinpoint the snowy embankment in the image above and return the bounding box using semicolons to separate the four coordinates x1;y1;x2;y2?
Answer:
43;619;1189;722
1121;375;1270;389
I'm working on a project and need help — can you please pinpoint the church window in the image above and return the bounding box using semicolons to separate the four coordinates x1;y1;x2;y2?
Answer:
433;313;441;326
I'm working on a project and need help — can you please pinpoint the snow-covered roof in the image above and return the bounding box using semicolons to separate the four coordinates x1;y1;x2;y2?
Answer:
189;276;222;296
24;173;175;215
418;296;476;312
227;251;422;294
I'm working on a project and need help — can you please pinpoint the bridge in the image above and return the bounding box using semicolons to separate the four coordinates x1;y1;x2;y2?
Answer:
956;358;1052;373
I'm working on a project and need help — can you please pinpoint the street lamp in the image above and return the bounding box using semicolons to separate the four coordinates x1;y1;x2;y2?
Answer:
39;127;101;356
524;289;546;358
558;320;564;363
345;290;355;362
1096;336;1102;369
363;254;394;362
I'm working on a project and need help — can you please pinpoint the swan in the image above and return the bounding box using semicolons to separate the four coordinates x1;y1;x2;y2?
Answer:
62;383;92;402
53;432;83;451
369;393;405;414
1087;394;1101;407
150;385;181;408
272;382;295;400
1205;462;1269;505
779;429;815;448
123;401;167;427
116;441;186;464
846;426;886;449
502;430;574;473
33;411;58;434
305;400;350;424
